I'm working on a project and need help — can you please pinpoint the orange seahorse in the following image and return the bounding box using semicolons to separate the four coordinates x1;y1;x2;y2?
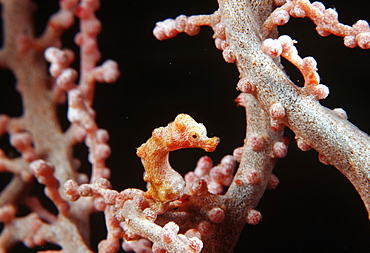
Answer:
137;114;219;202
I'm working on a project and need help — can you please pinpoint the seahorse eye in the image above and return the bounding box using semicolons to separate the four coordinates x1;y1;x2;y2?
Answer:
192;134;198;139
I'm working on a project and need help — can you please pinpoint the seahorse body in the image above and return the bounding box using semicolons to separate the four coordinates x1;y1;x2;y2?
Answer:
137;114;219;202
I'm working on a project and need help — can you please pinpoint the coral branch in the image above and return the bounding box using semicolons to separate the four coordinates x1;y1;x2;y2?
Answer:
263;0;370;48
122;200;203;253
217;0;370;218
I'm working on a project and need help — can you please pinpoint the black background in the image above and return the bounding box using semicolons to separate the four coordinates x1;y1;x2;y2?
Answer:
1;0;370;252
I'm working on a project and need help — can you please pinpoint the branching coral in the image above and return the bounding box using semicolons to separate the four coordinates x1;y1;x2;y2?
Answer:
0;0;119;251
0;0;370;252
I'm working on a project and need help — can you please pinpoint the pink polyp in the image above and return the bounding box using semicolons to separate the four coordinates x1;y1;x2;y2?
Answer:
248;134;264;151
246;209;262;225
356;32;370;49
269;102;286;119
222;46;236;63
208;207;225;223
194;156;213;177
273;9;290;26
267;174;280;189
262;38;282;58
237;77;254;93
245;169;262;185
273;141;288;159
233;147;243;162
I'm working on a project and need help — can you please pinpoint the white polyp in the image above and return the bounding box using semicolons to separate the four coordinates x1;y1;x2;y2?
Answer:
332;108;348;120
94;197;106;211
78;184;93;196
84;19;102;35
161;222;179;244
316;25;331;37
220;155;236;174
47;47;74;65
67;89;95;130
261;38;282;58
153;19;177;40
344;35;357;48
64;179;80;201
353;20;370;32
68;89;83;109
356;32;370;49
273;9;290;26
187;236;203;252
296;137;312;151
237;77;254;93
83;37;98;54
93;143;111;161
213;23;226;40
162;19;177;38
312;1;326;12
267;174;279;189
246;209;262;225
290;5;306;18
44;47;60;63
219;39;228;51
278;35;294;52
208;207;225;223
194;156;213;177
95;60;120;83
273;141;288;159
270;119;285;131
318;153;330;165
10;132;33;151
311;84;329;100
191;179;208;195
324;8;338;21
49;63;63;78
247;134;264;151
214;38;224;50
175;15;187;32
185;172;197;186
209;166;224;183
29;159;54;177
235;93;247;107
302;57;317;72
222;46;236;63
185;16;201;36
96;129;109;143
185;229;201;240
269;102;286;119
245;169;261;185
233;147;243;162
207;181;223;195
56;68;78;91
93;177;111;189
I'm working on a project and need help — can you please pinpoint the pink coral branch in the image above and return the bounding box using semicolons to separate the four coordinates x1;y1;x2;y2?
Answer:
0;0;120;251
36;0;79;50
263;0;370;48
122;200;203;253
